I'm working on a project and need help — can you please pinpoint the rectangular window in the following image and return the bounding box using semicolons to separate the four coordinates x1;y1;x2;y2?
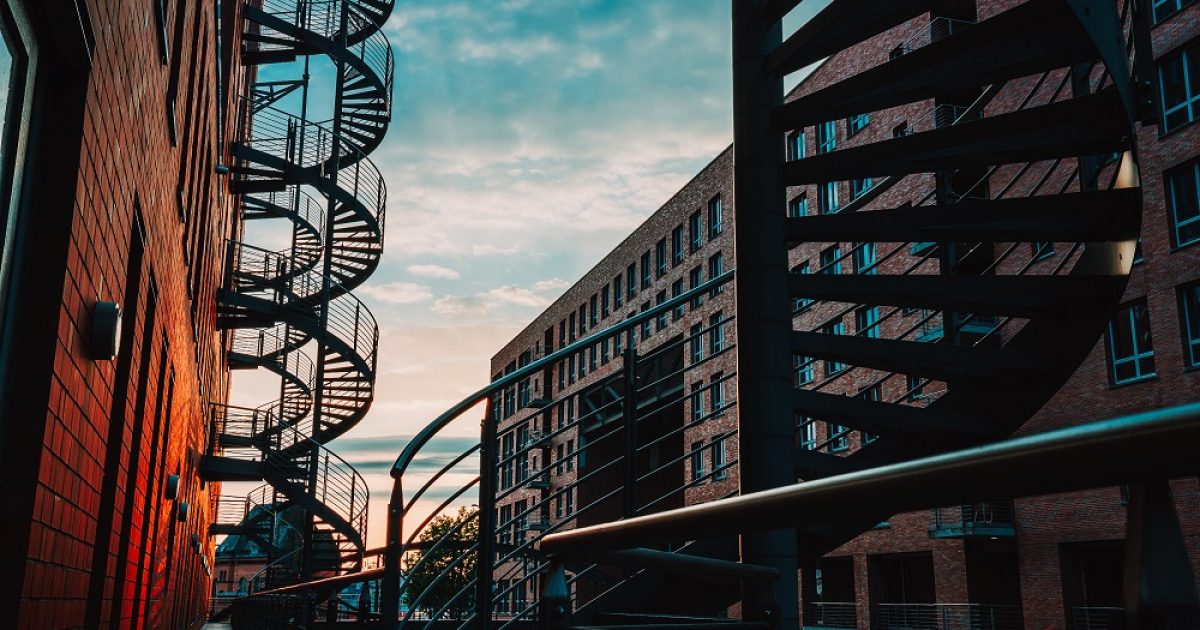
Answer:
627;264;637;300
856;306;880;339
690;382;705;422
710;312;725;354
853;242;876;275
819;181;840;213
589;294;598;327
672;225;685;265
817;120;837;154
579;305;588;335
1154;0;1198;24
823;321;846;376
691;441;706;482
827;422;849;452
1165;158;1200;247
860;386;880;444
711;437;727;480
589;345;598;371
569;312;576;342
656;290;668;330
689;266;704;309
641;302;652;339
641;251;652;288
787;130;806;161
566;487;574;515
792;262;812;313
907;374;928;401
798;416;817;451
614;328;624;355
708;196;723;239
851;177;872;199
556;444;565;476
689;210;703;252
789;193;809;218
1159;41;1200;132
614;275;624;309
847;113;869;136
820;246;841;274
672;279;685;320
602;285;610;319
708;253;724;295
1180;282;1200;368
655;238;668;277
601;337;610;364
710;372;725;415
1106;299;1156;385
690;323;704;365
566;439;575;471
794;354;813;386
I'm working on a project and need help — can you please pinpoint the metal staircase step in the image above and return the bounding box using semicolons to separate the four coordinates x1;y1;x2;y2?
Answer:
792;387;987;437
789;330;1044;384
767;0;940;76
784;188;1140;244
786;273;1122;320
199;455;263;482
773;0;1094;127
780;91;1129;185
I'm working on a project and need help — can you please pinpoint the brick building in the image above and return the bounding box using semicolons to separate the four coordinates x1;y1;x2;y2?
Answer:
0;1;248;628
491;0;1200;627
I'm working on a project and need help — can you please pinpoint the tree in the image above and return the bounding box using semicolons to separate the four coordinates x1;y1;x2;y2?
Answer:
403;506;480;619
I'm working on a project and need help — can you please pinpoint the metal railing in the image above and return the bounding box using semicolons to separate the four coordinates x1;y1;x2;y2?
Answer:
1070;606;1126;630
805;601;857;628
873;602;1022;630
929;501;1016;538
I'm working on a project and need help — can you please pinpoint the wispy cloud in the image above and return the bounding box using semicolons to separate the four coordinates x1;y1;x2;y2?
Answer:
357;281;434;304
407;264;461;280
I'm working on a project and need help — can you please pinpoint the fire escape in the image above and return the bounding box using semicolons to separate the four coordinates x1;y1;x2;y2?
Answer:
200;0;393;620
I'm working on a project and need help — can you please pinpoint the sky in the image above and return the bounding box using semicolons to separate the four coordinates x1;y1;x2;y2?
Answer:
229;0;827;548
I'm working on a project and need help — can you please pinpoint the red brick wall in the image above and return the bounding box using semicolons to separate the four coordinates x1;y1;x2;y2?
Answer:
0;1;247;628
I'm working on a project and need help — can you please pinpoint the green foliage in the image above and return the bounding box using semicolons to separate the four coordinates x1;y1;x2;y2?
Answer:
403;506;480;618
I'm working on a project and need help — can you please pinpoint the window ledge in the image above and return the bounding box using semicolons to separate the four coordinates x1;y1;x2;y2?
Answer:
1109;373;1159;389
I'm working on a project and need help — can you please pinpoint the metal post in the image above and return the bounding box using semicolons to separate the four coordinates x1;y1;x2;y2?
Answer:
622;333;638;517
474;399;499;627
730;2;798;628
1122;479;1200;629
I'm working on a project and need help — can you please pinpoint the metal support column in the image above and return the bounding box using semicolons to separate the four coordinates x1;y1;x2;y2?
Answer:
1122;479;1200;629
623;333;638;517
731;2;798;628
474;398;500;627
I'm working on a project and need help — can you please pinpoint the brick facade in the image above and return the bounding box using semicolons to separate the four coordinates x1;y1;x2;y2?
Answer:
0;1;247;628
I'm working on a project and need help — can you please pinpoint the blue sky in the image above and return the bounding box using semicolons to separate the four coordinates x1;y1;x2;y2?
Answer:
231;0;827;546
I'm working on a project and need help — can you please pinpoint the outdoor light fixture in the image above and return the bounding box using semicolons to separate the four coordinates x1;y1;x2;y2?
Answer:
165;473;179;499
177;502;189;523
89;300;121;360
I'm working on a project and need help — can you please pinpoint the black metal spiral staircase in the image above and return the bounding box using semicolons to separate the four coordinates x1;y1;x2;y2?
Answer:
201;0;394;614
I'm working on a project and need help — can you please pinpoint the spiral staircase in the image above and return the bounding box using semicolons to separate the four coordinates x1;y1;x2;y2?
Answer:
200;0;393;615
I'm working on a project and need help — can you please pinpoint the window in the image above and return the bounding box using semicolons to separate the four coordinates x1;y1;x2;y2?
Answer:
1032;241;1055;260
569;312;576;342
823;321;846;375
794;354;813;386
1153;0;1198;24
671;225;685;265
711;372;725;415
860;386;880;444
708;252;724;295
798;416;817;450
555;444;565;475
853;242;876;275
1106;300;1156;385
626;264;637;300
907;374;929;401
819;180;840;213
851;177;872;199
827;422;849;452
817;120;836;153
640;302;652;339
589;294;598;327
589;345;598;371
641;251;652;288
1180;282;1200;368
892;121;910;138
565;487;574;515
614;327;624;355
579;305;587;335
856;306;880;339
614;275;624;309
501;433;515;489
1165;158;1200;247
1158;41;1200;132
655;238;667;277
690;382;705;422
601;337;610;364
601;285;610;319
792;262;812;313
847;113;869;136
566;439;575;471
690;323;704;364
672;279;685;320
787;130;806;161
820;246;841;274
689;210;703;252
689;266;704;308
691;441;706;482
499;505;512;545
709;312;725;354
789;193;809;218
656;290;668;330
711;438;727;480
708;196;723;239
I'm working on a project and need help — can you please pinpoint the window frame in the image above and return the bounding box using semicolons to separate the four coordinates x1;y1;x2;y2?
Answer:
1105;299;1158;386
1165;157;1200;248
1178;281;1200;369
1158;40;1200;133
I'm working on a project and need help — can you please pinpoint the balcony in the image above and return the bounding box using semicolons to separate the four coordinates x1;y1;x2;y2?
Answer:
929;501;1016;539
1070;606;1125;630
874;603;1022;630
803;601;856;629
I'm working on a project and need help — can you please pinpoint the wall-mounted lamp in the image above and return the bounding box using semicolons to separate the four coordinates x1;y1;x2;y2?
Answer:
215;164;230;175
177;501;189;523
89;301;121;360
165;474;179;500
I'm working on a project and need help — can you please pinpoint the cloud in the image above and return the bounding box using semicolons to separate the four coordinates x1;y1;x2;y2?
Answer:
432;295;490;317
483;285;550;308
357;281;434;304
407;264;461;280
471;243;521;257
532;278;568;292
